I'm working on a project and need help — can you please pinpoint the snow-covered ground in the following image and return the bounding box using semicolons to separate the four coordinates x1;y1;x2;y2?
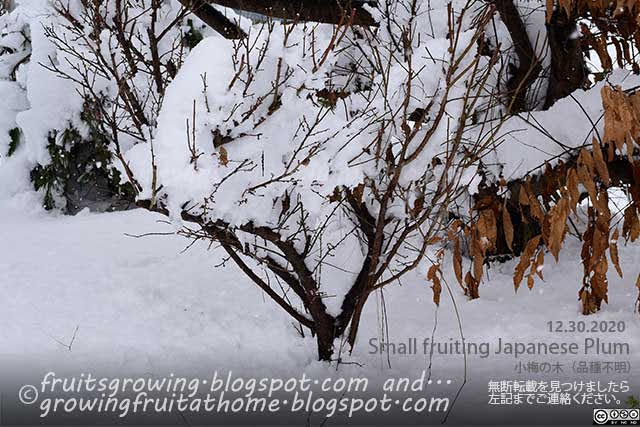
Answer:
1;192;638;424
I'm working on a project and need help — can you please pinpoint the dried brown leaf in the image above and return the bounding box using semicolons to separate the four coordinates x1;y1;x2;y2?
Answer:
502;204;514;251
592;137;610;185
431;275;441;306
514;235;541;290
453;237;463;288
610;228;623;278
218;145;229;166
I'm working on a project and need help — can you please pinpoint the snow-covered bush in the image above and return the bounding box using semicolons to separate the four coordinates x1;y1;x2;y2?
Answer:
0;0;200;211
29;123;136;212
0;0;31;197
119;0;506;360
39;0;195;209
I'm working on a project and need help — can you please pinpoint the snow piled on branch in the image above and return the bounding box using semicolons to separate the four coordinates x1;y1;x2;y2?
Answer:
127;1;479;226
486;70;640;181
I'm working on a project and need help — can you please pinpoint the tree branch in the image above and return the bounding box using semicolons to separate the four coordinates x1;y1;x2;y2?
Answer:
203;0;377;26
177;0;246;39
493;0;542;112
543;8;587;109
221;243;315;328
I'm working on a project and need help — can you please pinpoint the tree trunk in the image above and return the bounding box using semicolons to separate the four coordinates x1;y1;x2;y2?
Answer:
315;320;336;361
543;9;588;109
303;291;337;361
314;285;372;360
493;0;542;112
